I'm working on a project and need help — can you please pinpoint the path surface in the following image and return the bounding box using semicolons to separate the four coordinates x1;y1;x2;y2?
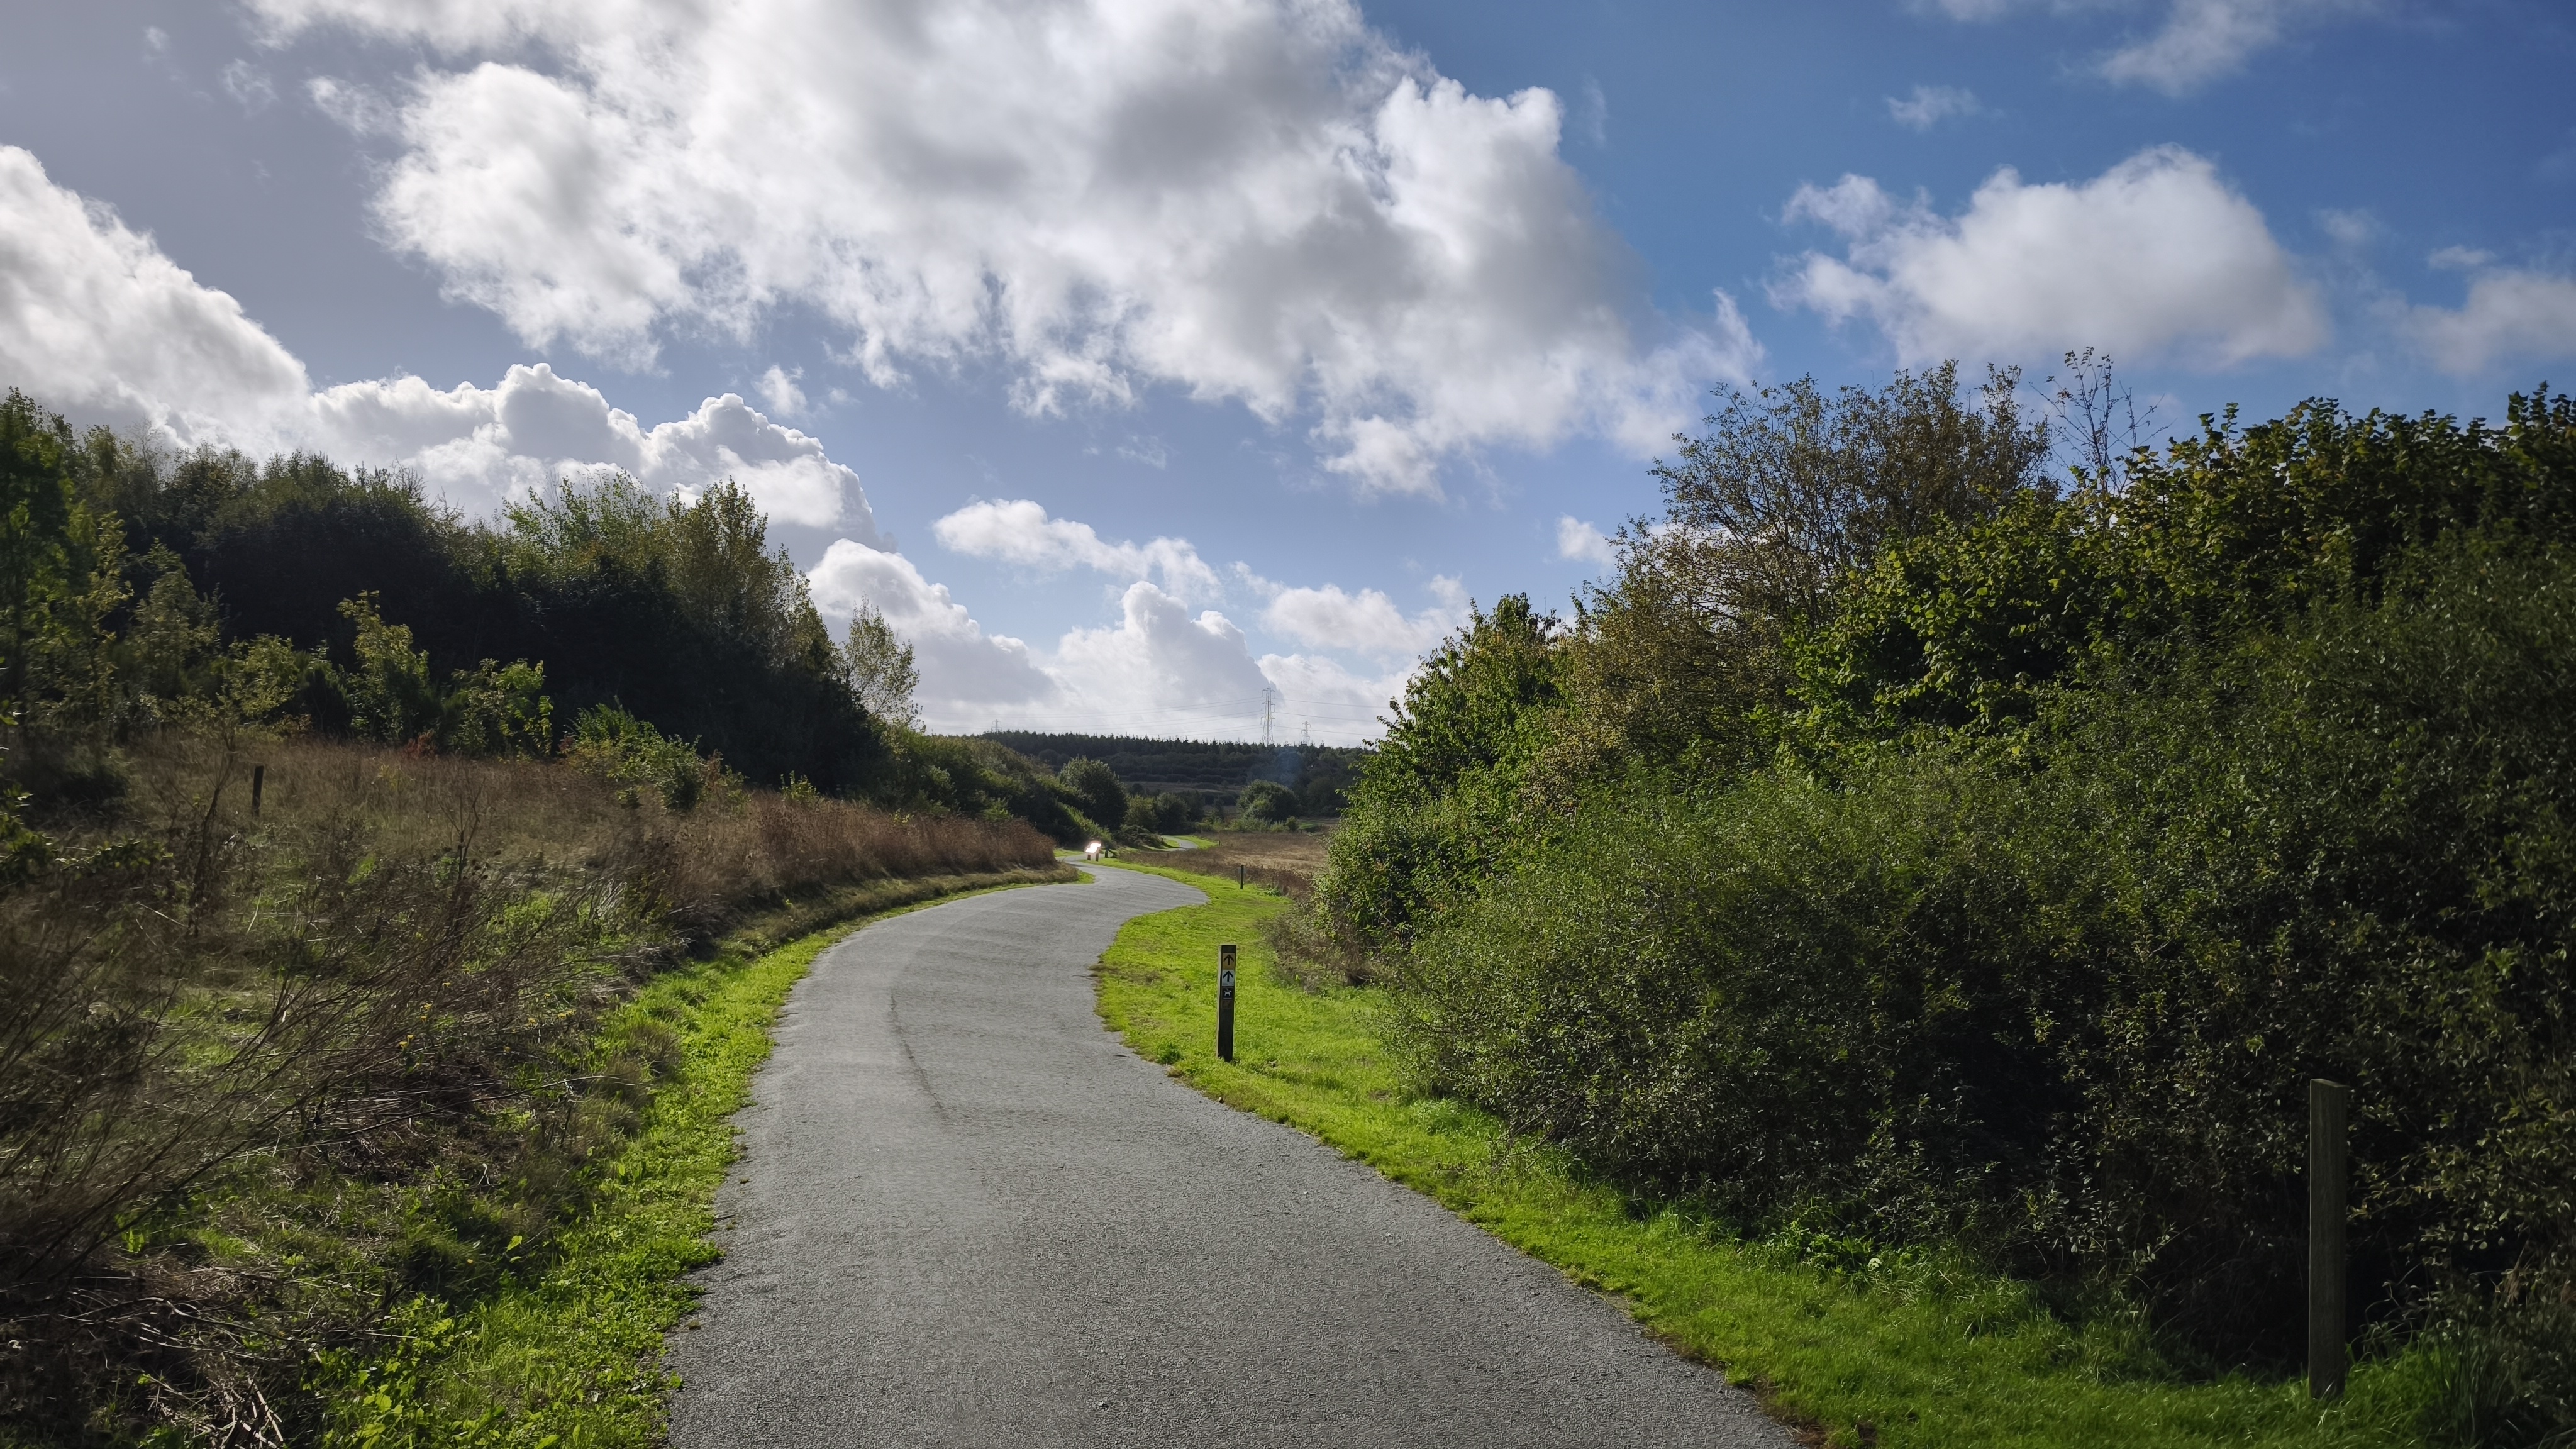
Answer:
665;867;1790;1448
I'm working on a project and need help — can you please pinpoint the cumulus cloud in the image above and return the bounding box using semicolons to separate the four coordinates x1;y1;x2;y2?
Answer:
1053;583;1277;719
1775;145;2327;369
931;499;1221;602
1887;84;1982;130
1262;577;1465;658
1255;649;1409;739
806;540;1059;719
0;145;878;533
1557;515;1619;568
808;543;1395;740
0;144;313;448
4;139;1425;740
245;0;1755;494
755;365;806;418
2402;264;2576;377
313;366;882;533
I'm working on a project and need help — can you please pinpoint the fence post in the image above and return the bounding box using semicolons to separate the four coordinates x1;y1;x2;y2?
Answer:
251;763;265;816
2309;1077;2351;1401
1217;944;1236;1063
1237;863;1245;889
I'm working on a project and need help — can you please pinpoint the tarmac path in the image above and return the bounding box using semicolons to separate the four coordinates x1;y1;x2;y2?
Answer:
665;865;1790;1448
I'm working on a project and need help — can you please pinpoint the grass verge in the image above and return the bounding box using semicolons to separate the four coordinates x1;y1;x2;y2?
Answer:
1091;862;2448;1449
316;866;1072;1448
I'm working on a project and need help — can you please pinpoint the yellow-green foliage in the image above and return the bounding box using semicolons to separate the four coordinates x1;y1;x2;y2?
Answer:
1094;861;2451;1449
319;873;1066;1448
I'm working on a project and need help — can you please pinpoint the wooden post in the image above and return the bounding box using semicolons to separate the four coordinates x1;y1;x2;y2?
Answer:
2309;1077;2351;1401
1237;863;1245;889
1217;945;1236;1063
250;764;265;816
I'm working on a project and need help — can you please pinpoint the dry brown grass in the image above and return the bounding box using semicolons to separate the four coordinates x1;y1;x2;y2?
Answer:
1;728;1062;1443
115;734;1062;941
1164;826;1332;897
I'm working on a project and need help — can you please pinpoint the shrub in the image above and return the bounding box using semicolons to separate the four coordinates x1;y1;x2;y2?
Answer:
1237;779;1297;824
1123;791;1194;834
1396;535;2576;1383
564;702;726;809
1058;756;1126;832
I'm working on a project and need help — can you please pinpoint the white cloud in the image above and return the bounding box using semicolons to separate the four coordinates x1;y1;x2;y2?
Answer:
1887;84;1982;130
1255;650;1408;741
1262;577;1465;658
1916;0;2373;93
1052;582;1277;721
1775;145;2326;369
0;145;314;448
755;365;806;418
313;365;882;533
221;60;277;112
807;547;1402;741
2318;208;2379;249
4;135;1419;741
1557;515;1619;568
807;539;1058;719
931;499;1221;602
2402;265;2576;376
2099;0;2373;95
307;75;397;136
0;145;876;535
245;0;1755;494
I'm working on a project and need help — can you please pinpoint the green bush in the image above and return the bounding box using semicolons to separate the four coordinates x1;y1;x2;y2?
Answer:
1397;536;2576;1386
1058;756;1126;832
564;704;727;809
1123;791;1194;834
1236;779;1297;824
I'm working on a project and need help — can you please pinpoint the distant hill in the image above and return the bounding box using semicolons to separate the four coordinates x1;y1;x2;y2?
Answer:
978;733;1368;814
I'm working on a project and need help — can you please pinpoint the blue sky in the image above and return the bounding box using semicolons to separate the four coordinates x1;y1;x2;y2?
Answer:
3;0;2569;741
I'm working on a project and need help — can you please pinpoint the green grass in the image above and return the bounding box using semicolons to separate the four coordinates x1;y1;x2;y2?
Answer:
1092;862;2450;1449
315;869;1069;1449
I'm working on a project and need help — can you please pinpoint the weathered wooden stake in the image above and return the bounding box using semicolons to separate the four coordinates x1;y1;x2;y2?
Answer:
1217;944;1237;1063
1237;863;1245;889
2309;1077;2351;1401
251;764;265;816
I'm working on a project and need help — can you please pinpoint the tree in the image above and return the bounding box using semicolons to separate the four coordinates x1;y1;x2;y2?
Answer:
1238;779;1297;824
0;391;79;708
336;593;441;745
1646;363;2050;633
840;603;919;726
1058;757;1126;832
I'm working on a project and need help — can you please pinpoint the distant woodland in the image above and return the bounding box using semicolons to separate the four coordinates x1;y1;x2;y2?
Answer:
981;732;1363;816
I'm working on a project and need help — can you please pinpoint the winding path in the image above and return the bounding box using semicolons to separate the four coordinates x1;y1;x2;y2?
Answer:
665;866;1789;1448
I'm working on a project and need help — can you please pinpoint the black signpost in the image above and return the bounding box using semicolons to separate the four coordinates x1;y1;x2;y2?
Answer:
1217;944;1237;1063
2310;1077;2351;1400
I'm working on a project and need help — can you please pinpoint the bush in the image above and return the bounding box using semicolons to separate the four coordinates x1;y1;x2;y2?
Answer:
1396;536;2576;1385
1237;779;1297;824
1058;756;1126;832
564;702;728;809
1124;791;1194;834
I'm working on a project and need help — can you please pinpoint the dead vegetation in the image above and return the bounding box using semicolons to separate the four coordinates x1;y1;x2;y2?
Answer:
1161;828;1330;897
0;730;1060;1445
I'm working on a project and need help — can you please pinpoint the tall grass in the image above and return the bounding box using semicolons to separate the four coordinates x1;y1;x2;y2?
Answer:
0;728;1057;1445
